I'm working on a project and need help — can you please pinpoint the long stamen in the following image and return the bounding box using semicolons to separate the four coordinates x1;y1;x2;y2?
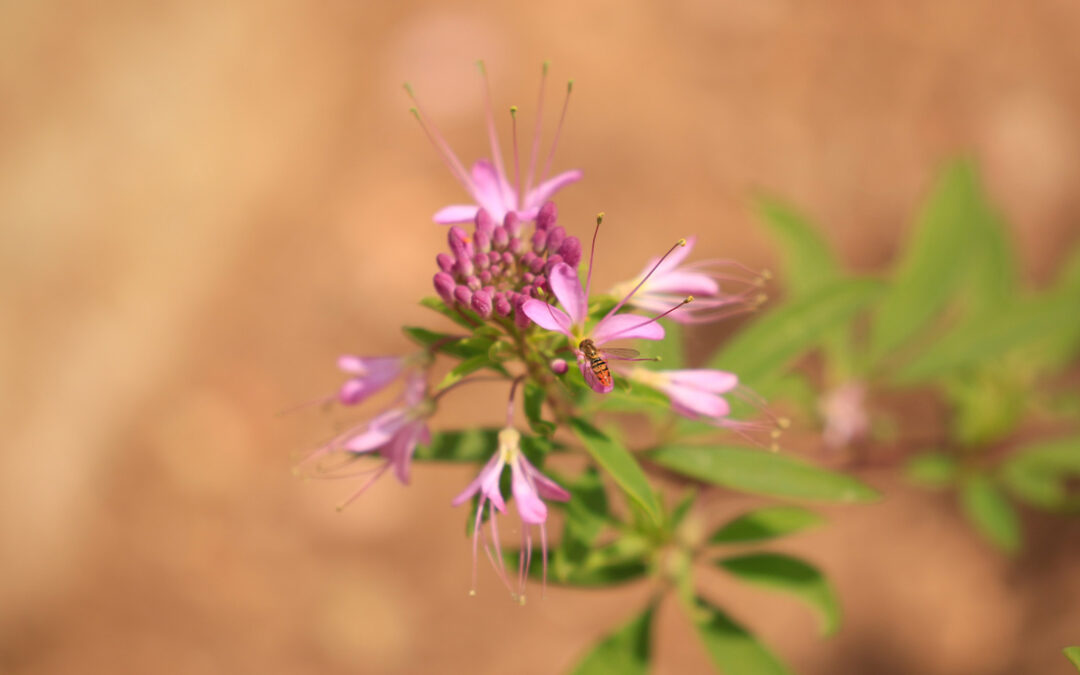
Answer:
518;526;527;601
602;296;695;342
539;522;549;599
404;84;474;193
603;239;688;321
540;79;573;185
469;501;484;595
335;462;391;511
510;106;522;208
524;61;549;196
506;376;525;428
583;212;604;306
477;61;509;192
521;527;533;605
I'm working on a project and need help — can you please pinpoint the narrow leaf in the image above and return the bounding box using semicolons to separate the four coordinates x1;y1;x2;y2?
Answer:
716;553;841;636
647;445;879;503
561;468;610;565
688;597;792;675
999;436;1080;511
754;195;839;295
904;452;959;488
570;604;655;675
709;278;883;390
415;429;497;462
571;419;662;524
1064;646;1080;671
959;473;1021;553
437;354;497;389
869;160;981;363
710;506;825;545
524;382;556;436
419;296;480;330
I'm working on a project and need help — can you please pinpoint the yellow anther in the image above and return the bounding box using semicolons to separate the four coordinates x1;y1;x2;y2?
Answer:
769;442;780;452
518;595;527;606
596;212;605;225
468;589;477;597
677;238;687;247
770;429;782;439
778;417;791;429
685;295;695;303
510;105;518;117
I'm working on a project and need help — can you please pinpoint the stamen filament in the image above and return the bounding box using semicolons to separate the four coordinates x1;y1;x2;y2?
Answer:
510;106;522;208
603;238;687;322
583;213;604;309
524;61;549;196
335;462;391;511
540;79;573;185
601;296;694;342
477;61;511;207
404;85;475;193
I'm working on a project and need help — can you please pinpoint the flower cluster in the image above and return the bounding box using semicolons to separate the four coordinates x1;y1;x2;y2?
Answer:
301;65;774;603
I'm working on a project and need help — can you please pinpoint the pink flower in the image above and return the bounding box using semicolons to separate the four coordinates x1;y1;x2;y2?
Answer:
611;236;766;324
820;382;870;450
336;355;405;405
406;65;583;225
452;428;570;601
304;373;433;509
628;367;739;420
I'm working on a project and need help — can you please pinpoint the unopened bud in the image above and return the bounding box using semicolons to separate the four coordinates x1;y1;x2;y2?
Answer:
550;358;568;375
448;226;470;259
558;236;582;267
536;201;558;230
504;212;523;237
508;236;523;254
436;253;454;274
453;285;473;306
543;255;564;276
545;226;566;253
473;252;490;270
465;275;482;291
433;273;455;304
492;226;509;251
475;208;495;237
494;292;512;317
475;230;492;253
531;228;548;254
471;289;493;318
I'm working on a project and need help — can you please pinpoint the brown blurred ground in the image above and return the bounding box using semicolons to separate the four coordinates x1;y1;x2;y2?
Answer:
2;1;1080;673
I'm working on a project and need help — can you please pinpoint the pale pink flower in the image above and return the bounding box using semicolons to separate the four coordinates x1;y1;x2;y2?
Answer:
406;65;582;225
611;236;767;323
820;382;870;450
627;367;739;420
304;373;432;509
452;428;569;601
336;355;405;405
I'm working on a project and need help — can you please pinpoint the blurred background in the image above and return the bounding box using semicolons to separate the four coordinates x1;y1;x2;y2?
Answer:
2;1;1079;673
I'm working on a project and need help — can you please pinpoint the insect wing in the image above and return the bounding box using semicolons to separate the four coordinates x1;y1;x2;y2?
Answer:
600;347;640;360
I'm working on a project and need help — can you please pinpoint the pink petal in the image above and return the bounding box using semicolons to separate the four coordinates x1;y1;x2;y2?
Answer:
511;458;548;524
524;169;583;209
668;369;739;393
470;160;509;216
480;458;507;512
433;205;480;224
520;456;571;502
579;358;614;394
645;270;720;296
665;382;730;419
591;313;665;345
635;234;695;279
452;452;502;506
548;262;587;326
522;299;574;336
343;423;396;453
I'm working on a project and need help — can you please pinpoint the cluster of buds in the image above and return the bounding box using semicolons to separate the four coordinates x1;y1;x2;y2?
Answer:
432;202;582;326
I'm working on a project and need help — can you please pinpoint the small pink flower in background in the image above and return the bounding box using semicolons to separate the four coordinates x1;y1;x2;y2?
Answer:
820;382;870;450
406;64;583;225
303;372;433;509
611;236;767;324
452;427;569;601
336;355;405;405
627;367;739;420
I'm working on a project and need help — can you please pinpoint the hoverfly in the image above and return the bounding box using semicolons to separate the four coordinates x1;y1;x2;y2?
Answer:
578;339;640;389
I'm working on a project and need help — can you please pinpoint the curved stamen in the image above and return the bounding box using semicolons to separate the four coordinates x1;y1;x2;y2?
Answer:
524;61;549;196
477;61;511;206
510;106;522;208
335;462;392;511
603;238;687;322
601;296;694;343
583;213;604;309
404;85;475;193
540;79;573;186
506;375;525;428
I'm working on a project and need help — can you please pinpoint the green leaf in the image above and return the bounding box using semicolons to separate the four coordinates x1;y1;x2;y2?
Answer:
669;489;698;530
437;354;497;389
710;506;825;545
890;293;1080;384
709;278;884;390
999;436;1080;511
402;326;494;360
571;419;663;524
1064;646;1080;671
963;203;1016;317
754;195;840;295
959;473;1021;553
904;452;959;488
523;537;650;588
688;597;792;675
868;160;982;364
419;296;479;330
569;604;654;675
415;429;498;462
647;445;879;503
561;468;610;565
716;553;841;636
523;382;556;436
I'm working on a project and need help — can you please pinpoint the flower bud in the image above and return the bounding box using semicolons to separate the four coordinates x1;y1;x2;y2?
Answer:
473;253;490;270
494;292;512;316
492;226;509;251
543;255;563;276
522;272;535;284
558;236;582;268
501;252;515;266
546;226;566;253
528;255;545;274
508;236;523;254
474;229;492;253
453;285;473;306
488;250;501;264
436;253;454;274
549;358;568;375
471;289;493;318
465;275;482;291
504;212;523;237
514;297;531;329
448;226;470;259
434;273;455;304
454;255;474;278
536;201;558;231
475;208;495;237
533;274;547;290
532;228;548;254
478;270;492;284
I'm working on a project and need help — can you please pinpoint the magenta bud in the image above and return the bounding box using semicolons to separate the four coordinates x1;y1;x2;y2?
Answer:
508;236;523;254
454;255;474;278
492;226;509;251
522;272;535;284
521;251;537;268
546;226;566;253
471;289;493;318
532;229;548;254
543;255;564;275
465;275;482;291
559;236;582;268
494;292;512;317
434;272;456;304
514;300;531;329
436;253;454;274
550;358;568;375
453;285;473;306
536;202;558;230
448;226;469;258
533;274;547;289
478;270;492;284
488;250;501;264
501;252;515;266
473;253;490;270
504;212;523;237
475;230;492;253
528;255;545;274
475;208;495;237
